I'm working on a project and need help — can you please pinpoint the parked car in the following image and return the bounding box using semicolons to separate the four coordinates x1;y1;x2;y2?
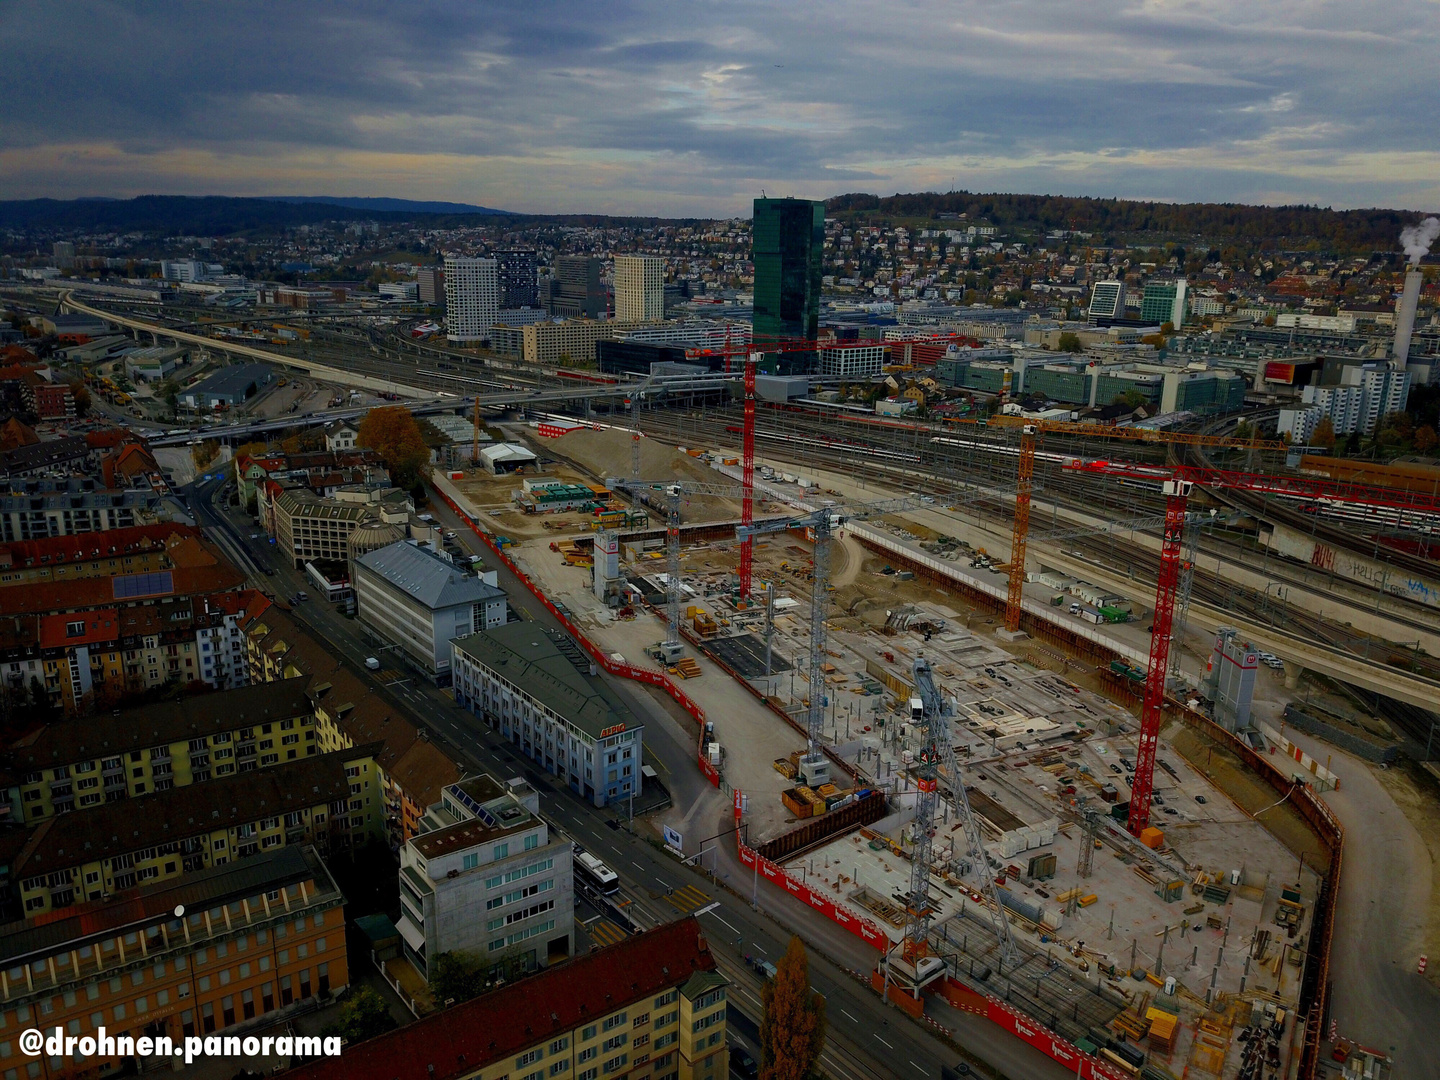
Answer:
730;1046;758;1079
1195;795;1208;804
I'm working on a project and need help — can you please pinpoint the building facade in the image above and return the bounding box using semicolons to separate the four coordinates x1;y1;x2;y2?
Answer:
396;775;574;980
353;541;508;682
496;250;538;309
614;255;666;322
752;198;824;343
548;256;605;319
522;320;638;367
417;267;445;306
1140;279;1187;328
1087;280;1126;321
451;624;642;807
444;256;499;343
283;918;726;1080
818;343;886;379
0;846;347;1080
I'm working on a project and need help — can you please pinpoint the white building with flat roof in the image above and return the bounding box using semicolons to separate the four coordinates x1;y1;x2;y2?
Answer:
444;255;499;343
614;255;665;322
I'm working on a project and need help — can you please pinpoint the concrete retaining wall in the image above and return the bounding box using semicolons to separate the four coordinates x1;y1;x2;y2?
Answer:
1280;704;1399;765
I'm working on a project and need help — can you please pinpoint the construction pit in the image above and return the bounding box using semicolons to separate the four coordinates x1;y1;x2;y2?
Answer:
486;434;1322;1078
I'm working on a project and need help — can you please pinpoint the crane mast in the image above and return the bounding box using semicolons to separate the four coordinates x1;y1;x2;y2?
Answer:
739;353;757;600
1004;425;1036;633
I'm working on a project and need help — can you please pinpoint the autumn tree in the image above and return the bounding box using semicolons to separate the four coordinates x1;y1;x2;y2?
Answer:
191;440;220;469
321;986;396;1044
358;405;431;490
69;380;91;416
1057;332;1082;353
1414;425;1438;455
760;936;825;1080
1312;416;1336;451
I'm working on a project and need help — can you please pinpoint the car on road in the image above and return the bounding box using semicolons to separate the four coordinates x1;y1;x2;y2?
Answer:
730;1046;758;1079
364;657;381;671
1194;795;1207;804
941;1065;973;1080
295;591;309;601
250;533;260;539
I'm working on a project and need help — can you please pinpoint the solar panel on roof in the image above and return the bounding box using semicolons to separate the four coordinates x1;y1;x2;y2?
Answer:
112;570;173;599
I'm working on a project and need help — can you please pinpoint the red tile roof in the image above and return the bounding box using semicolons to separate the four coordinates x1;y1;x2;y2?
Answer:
0;523;197;571
38;610;122;649
283;919;716;1080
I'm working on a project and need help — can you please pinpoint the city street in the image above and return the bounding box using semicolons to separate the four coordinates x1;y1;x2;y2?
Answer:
184;469;1074;1080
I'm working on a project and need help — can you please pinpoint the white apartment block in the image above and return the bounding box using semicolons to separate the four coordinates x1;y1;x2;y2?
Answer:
397;774;575;979
444;255;499;342
614;255;666;322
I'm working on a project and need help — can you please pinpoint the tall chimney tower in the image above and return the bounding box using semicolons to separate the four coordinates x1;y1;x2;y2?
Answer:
1393;268;1423;370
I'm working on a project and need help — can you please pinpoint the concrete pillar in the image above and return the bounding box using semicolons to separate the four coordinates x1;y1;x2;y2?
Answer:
1283;661;1302;690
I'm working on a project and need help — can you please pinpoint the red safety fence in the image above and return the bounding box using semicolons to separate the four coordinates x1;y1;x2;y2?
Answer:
735;839;891;950
430;482;720;788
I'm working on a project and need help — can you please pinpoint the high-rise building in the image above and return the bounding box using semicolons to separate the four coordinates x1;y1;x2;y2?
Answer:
1087;280;1126;321
614;254;666;322
444;255;499;342
549;256;605;319
496;249;538;309
416;266;444;306
752;198;824;343
1140;278;1187;328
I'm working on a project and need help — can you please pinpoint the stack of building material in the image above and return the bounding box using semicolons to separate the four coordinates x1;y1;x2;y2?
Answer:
1145;1007;1179;1054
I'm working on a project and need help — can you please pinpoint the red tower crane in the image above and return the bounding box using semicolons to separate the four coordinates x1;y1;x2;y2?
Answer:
1066;457;1440;835
739;353;758;599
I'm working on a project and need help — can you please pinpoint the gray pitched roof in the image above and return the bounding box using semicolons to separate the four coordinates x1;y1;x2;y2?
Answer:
356;540;505;611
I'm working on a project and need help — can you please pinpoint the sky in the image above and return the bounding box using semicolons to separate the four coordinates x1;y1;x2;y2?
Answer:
3;0;1439;218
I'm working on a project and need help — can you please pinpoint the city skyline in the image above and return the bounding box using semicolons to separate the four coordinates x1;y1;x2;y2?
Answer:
3;1;1439;217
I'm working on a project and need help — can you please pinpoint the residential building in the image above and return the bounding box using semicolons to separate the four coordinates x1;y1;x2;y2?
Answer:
1140;279;1188;328
283;918;727;1080
243;608;464;846
444;256;500;343
0;435;90;479
547;256;605;319
451;623;643;807
1300;362;1412;435
353;540;508;683
522;320;638;366
752;197;824;343
19;374;74;420
264;485;412;568
7;679;314;823
615;255;666;322
0;845;347;1079
396;774;574;981
5;746;382;917
0;522;196;586
417;267;445;306
818;342;886;379
1087;280;1127;321
1278;405;1325;444
179;364;274;410
233;447;387;512
324;419;359;452
496;250;538;309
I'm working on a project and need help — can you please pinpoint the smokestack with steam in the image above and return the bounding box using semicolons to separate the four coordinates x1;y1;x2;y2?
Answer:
1394;217;1438;370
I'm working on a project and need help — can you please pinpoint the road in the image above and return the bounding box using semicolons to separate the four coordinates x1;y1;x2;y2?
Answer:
181;471;1075;1080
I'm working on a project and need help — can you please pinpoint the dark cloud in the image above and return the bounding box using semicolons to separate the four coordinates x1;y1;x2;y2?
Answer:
2;0;1438;213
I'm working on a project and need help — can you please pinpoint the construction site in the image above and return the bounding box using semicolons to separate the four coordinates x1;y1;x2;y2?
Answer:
424;348;1440;1080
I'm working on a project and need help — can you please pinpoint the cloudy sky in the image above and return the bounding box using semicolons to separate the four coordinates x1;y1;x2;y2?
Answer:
3;1;1439;216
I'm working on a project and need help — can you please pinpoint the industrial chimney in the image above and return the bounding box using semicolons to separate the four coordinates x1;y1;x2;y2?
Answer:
1393;268;1422;370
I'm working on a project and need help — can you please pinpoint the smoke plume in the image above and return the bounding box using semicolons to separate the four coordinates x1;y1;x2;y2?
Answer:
1400;216;1440;264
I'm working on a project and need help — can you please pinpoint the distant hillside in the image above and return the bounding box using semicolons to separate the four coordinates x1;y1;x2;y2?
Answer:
260;195;511;215
0;195;514;235
825;191;1433;252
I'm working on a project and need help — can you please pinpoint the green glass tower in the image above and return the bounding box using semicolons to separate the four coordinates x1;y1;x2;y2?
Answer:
752;197;824;344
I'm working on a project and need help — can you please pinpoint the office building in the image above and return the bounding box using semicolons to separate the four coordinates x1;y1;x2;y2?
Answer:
818;342;886;379
522;319;638;366
396;774;574;980
615;255;666;322
1159;367;1246;415
1087;280;1127;321
262;485;413;568
417;267;445;306
353;540;508;683
444;256;500;343
1140;279;1187;328
752;197;824;343
496;250;538;309
1205;628;1258;732
379;281;419;303
547;256;605;319
451;624;643;807
0;846;347;1078
284;918;727;1080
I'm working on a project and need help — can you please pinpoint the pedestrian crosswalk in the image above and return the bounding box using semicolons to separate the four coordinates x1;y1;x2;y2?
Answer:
665;884;710;914
586;919;629;947
377;669;404;684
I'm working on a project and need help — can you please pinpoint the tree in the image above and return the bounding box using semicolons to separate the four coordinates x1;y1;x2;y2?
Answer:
759;937;825;1080
1415;424;1438;455
69;380;91;417
191;440;220;469
429;950;489;1005
1312;416;1336;451
1343;430;1362;455
358;405;431;490
321;986;396;1045
1057;332;1082;353
1113;388;1147;410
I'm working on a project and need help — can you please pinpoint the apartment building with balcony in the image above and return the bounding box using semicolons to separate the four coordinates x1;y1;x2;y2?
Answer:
284;918;726;1080
0;846;347;1080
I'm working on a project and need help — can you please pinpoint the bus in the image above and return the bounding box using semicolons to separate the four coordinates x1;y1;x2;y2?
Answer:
575;852;620;895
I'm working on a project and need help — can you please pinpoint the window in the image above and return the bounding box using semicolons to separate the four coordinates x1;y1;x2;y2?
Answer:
582;1026;597;1041
462;853;479;871
603;1034;627;1052
516;1049;542;1068
549;1038;569;1054
602;1012;627;1032
653;990;678;1009
549;1063;570;1077
493;843;509;861
632;1013;649;1028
